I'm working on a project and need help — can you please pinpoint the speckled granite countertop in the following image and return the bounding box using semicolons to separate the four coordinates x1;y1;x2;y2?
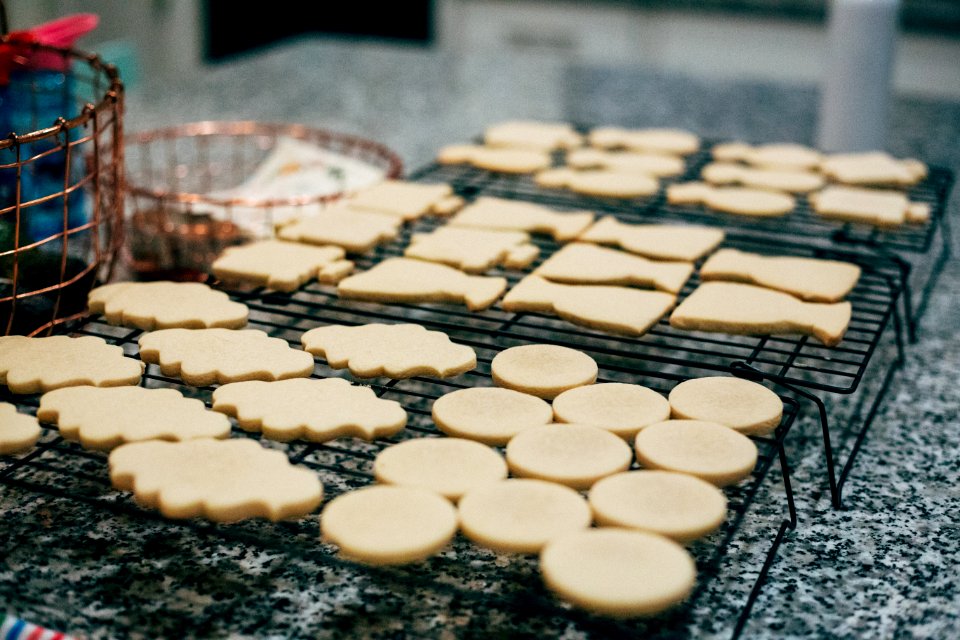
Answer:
2;39;959;639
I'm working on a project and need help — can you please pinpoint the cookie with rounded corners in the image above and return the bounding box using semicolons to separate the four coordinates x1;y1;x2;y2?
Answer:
405;226;538;273
212;377;407;442
589;127;700;156
535;243;693;294
432;386;553;446
491;344;598;400
667;376;783;436
566;148;684;177
536;168;659;199
277;203;402;253
820;151;926;187
347;180;455;219
701;162;825;193
634;419;758;487
0;403;41;455
577;216;725;262
38;386;230;451
667;182;795;217
552;382;671;440
0;335;143;394
712;142;822;170
484;120;583;151
809;186;929;228
88;281;249;330
438;144;552;174
448;197;594;242
212;239;353;292
109;438;323;522
301;323;476;379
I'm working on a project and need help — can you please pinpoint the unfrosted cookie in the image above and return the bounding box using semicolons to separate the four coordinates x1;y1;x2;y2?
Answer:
212;240;353;292
667;182;795;217
212;378;407;442
535;243;693;294
699;248;861;303
634;419;758;487
536;168;659;198
566;148;685;177
589;470;727;542
578;216;725;262
484;120;583;151
437;144;552;174
277;203;402;253
820;152;927;187
491;344;597;400
809;186;930;227
0;403;41;455
589;127;700;156
670;281;852;347
38;386;230;451
432;387;553;445
88;281;249;330
712;142;822;170
502;275;675;337
668;376;782;436
109;438;322;522
320;485;458;565
405;226;538;273
0;335;143;394
138;328;315;386
506;424;633;489
701;162;825;193
373;437;507;501
347;180;455;219
540;528;696;617
458;479;592;553
301;323;476;379
552;383;670;440
337;258;507;311
449;197;594;241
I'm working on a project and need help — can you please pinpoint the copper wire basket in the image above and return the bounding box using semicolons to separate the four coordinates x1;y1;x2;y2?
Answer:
0;36;124;336
123;121;404;281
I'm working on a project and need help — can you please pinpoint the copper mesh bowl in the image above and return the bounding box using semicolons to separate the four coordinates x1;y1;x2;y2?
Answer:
123;121;404;281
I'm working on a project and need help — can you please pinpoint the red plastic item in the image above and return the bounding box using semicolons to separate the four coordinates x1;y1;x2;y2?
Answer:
0;13;98;83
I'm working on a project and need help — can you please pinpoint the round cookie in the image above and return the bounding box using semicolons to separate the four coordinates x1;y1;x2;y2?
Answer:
540;528;696;617
634;420;758;487
491;344;598;400
373;437;507;501
432;387;553;446
588;470;727;542
320;485;458;565
552;383;670;439
668;376;783;436
506;423;633;490
458;478;592;553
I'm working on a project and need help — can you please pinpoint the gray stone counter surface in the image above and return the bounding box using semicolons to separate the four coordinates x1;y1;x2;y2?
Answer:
2;39;959;639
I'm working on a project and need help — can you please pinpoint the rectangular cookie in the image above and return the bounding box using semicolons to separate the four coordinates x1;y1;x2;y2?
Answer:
809;186;930;227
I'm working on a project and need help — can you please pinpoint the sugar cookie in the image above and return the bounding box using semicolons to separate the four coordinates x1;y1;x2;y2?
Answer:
536;168;659;198
491;344;598;400
502;275;675;337
405;226;538;272
347;180;454;220
712;142;822;170
276;203;402;253
0;335;143;394
701;162;825;193
337;258;507;311
212;240;353;292
301;323;476;379
432;387;553;445
589;470;727;542
212;378;407;442
458;479;592;553
449;197;594;241
0;403;41;455
820;152;927;187
88;281;249;330
589;127;700;156
667;182;795;217
138;328;315;386
634;419;758;487
437;144;552;174
484;120;582;151
535;243;693;294
109;438;323;522
320;485;458;565
699;248;861;303
373;437;507;501
809;186;930;228
668;376;782;436
670;281;851;346
540;528;696;617
566;148;685;177
578;216;725;262
506;424;633;489
552;383;670;440
38;386;230;451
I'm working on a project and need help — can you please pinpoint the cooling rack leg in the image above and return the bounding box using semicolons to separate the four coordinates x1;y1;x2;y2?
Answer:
730;519;792;640
909;215;953;342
